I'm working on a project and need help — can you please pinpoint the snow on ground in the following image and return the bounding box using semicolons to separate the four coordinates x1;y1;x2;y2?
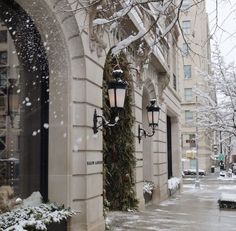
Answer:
218;174;236;180
159;198;179;206
107;176;236;230
218;185;236;190
219;193;236;202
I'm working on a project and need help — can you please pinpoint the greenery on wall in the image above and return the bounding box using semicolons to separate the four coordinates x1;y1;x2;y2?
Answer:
103;51;138;211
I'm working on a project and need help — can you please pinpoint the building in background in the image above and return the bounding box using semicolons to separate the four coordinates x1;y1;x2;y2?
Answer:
178;0;213;172
0;21;20;193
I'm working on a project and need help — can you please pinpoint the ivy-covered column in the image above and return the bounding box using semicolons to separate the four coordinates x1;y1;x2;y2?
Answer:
103;51;138;211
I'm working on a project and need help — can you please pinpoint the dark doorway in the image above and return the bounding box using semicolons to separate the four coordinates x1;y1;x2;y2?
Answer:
0;0;49;201
167;115;173;179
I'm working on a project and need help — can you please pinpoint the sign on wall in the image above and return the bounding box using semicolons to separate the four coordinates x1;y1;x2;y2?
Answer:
186;150;196;160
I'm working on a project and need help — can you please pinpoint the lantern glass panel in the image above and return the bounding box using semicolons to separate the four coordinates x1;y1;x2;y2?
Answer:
148;110;159;126
115;88;126;108
108;88;115;108
147;111;153;125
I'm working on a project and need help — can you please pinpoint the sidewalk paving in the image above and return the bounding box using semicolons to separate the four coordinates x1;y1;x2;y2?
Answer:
107;175;236;231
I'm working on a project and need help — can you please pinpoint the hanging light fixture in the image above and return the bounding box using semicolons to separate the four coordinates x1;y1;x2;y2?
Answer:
93;69;127;134
138;99;160;143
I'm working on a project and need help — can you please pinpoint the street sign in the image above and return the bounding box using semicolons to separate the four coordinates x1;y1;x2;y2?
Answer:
219;153;225;161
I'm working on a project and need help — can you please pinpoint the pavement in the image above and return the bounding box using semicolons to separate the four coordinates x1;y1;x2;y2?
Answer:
107;174;236;231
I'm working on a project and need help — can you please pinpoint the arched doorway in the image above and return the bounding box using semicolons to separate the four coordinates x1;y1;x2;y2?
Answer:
0;0;49;201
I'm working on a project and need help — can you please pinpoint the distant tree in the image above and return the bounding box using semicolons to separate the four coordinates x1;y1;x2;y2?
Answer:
196;45;236;138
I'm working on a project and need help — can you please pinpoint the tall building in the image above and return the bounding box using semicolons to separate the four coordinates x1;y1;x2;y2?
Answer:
178;0;213;172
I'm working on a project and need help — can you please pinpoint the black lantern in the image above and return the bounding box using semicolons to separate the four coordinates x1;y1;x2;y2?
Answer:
138;99;160;143
147;99;160;127
93;69;127;134
108;69;127;109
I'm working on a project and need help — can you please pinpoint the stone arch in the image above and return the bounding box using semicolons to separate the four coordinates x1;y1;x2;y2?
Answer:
10;0;86;206
0;0;51;201
142;79;157;185
143;79;157;100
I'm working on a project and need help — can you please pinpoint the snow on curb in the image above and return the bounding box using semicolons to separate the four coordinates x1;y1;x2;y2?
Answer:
218;193;236;209
168;177;181;196
219;193;236;202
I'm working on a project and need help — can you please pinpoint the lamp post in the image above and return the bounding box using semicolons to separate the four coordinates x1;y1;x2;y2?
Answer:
138;99;160;143
93;69;127;134
195;96;200;188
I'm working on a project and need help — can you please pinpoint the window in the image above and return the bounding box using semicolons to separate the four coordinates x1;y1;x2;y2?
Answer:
189;134;196;148
190;159;196;169
184;65;192;79
0;30;7;43
182;20;191;34
182;0;190;10
182;43;190;56
185;110;193;122
184;88;193;101
0;51;7;65
0;67;7;86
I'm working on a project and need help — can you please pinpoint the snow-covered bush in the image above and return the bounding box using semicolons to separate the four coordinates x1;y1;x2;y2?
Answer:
143;181;155;195
0;192;77;230
168;177;181;192
0;203;76;230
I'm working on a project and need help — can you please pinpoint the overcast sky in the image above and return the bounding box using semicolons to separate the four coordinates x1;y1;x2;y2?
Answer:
206;0;236;64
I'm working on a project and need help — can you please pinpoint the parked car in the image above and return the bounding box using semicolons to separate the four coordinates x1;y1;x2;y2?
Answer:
183;169;206;176
219;171;226;177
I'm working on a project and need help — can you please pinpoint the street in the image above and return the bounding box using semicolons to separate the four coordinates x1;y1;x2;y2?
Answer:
107;175;236;231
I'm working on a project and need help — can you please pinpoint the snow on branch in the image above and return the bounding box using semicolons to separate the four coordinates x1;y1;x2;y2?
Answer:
195;46;236;137
112;28;146;54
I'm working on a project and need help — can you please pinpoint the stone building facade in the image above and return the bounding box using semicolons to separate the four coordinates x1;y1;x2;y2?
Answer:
178;0;213;172
0;0;182;230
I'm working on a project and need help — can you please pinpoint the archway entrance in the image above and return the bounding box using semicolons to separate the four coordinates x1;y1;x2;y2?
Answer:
0;0;49;201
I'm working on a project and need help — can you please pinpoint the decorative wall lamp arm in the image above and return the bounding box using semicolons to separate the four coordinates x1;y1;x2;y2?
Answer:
93;69;127;134
93;109;119;134
138;99;160;143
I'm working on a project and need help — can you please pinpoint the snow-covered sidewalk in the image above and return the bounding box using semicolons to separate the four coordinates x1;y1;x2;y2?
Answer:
107;175;236;230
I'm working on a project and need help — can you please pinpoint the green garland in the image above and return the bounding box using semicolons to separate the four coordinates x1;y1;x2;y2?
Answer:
103;51;138;211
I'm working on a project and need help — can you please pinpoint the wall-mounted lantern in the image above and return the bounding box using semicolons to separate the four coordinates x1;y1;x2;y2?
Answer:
138;99;160;143
93;69;127;134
